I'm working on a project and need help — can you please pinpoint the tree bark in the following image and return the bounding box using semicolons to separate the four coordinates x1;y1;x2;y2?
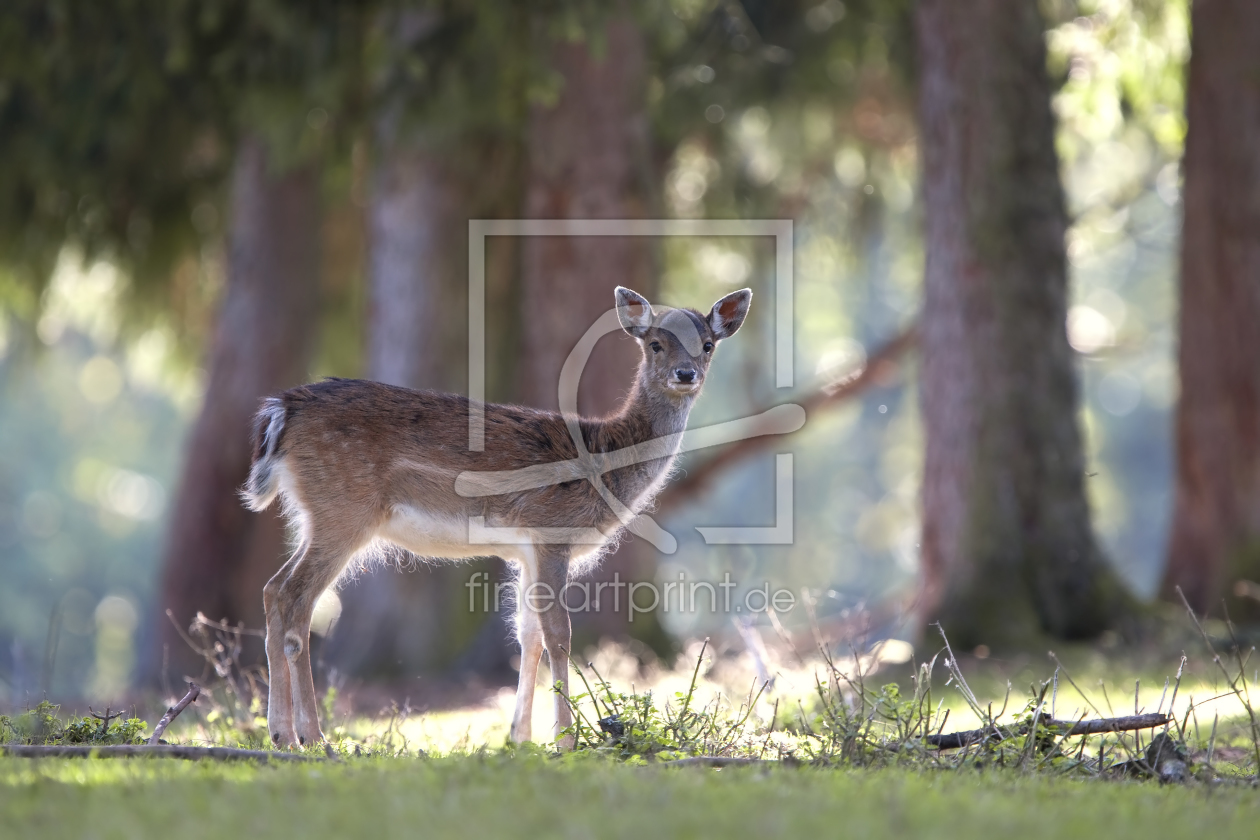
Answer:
367;148;467;392
324;132;519;680
153;136;320;678
915;0;1130;648
1161;0;1260;618
519;18;654;416
518;17;669;650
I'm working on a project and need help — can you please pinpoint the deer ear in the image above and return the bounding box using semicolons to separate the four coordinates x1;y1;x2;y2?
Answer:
708;288;752;340
615;286;654;338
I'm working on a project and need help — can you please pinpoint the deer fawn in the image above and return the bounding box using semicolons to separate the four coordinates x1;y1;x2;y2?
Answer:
242;285;751;748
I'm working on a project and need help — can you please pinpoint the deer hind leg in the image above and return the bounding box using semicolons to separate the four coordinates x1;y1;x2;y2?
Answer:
535;544;574;749
263;550;304;747
270;527;365;747
510;547;544;744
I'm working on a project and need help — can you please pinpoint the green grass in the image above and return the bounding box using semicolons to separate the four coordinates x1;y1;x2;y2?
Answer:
7;613;1260;839
2;754;1258;840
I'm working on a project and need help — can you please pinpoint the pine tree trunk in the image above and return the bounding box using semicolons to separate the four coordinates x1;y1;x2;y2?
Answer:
915;0;1130;649
1161;0;1260;618
153;136;320;677
519;17;669;650
325;135;519;680
519;17;654;415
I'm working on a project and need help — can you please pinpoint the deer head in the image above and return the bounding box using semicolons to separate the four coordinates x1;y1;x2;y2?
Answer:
614;286;752;400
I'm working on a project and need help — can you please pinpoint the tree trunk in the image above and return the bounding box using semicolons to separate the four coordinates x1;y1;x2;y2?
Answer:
1161;0;1260;619
520;19;654;415
324;134;519;681
153;136;320;678
519;17;670;651
915;0;1130;649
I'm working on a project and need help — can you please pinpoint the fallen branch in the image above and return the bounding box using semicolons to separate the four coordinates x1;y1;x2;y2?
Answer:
149;682;201;745
0;744;316;763
659;325;917;510
925;712;1170;750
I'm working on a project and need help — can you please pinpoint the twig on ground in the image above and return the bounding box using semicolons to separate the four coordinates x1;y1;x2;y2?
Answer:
148;682;201;745
88;707;124;724
935;624;1011;745
675;638;709;741
1;744;316;762
925;712;1171;750
1164;655;1187;739
87;706;125;739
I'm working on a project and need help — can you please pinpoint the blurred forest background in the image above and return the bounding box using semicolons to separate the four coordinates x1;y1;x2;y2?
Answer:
0;0;1256;707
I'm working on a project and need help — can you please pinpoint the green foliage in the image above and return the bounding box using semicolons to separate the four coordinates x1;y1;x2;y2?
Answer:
0;0;373;332
0;700;146;745
563;672;768;761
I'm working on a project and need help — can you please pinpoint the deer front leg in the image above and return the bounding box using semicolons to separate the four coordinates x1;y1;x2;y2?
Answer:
535;545;574;749
510;585;543;744
540;606;574;749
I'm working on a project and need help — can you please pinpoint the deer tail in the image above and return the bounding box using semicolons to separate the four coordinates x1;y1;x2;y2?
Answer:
242;397;287;511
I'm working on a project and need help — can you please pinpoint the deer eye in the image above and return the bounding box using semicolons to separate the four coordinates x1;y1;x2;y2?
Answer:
650;341;663;354
703;341;713;354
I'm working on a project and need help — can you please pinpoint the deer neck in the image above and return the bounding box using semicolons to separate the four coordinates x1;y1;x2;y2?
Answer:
606;373;696;451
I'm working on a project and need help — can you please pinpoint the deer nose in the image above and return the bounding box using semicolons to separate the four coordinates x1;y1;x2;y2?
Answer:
675;368;696;384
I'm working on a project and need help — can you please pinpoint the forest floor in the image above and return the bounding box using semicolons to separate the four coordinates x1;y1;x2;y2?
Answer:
4;610;1260;839
3;753;1259;840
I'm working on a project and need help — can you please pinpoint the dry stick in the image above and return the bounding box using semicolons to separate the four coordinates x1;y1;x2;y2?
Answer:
87;706;124;739
1207;713;1219;767
561;651;605;747
1164;656;1187;739
658;326;917;510
1051;668;1059;720
925;713;1170;750
676;638;709;741
148;682;201;745
1022;682;1051;769
935;625;1009;745
584;659;622;718
1;744;315;762
192;614;266;638
717;678;769;755
1098;681;1116;717
164;609;207;658
758;699;779;760
88;707;124;723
